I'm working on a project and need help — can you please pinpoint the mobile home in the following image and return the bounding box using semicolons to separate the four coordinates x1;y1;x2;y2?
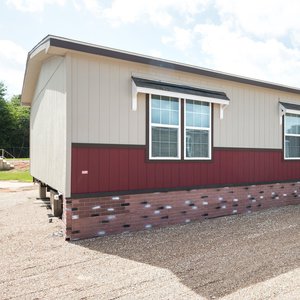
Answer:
22;35;300;240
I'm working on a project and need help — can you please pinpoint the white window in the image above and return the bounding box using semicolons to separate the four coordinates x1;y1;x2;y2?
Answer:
149;94;181;159
184;100;211;159
284;113;300;159
149;95;212;160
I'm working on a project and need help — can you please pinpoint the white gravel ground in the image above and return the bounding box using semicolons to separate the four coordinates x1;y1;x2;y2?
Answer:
0;181;299;299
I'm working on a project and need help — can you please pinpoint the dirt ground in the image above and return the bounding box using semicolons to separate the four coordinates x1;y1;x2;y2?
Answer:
10;160;30;171
0;181;299;300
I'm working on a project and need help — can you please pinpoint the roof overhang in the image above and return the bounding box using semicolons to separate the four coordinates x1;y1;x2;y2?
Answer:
21;38;57;105
22;35;300;106
21;36;71;105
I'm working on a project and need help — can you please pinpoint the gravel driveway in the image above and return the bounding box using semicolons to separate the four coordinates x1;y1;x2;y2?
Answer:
0;181;299;299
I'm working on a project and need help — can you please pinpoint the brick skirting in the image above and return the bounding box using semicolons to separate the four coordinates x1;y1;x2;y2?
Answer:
64;182;300;240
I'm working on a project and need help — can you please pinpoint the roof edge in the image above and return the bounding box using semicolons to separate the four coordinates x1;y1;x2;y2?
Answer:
47;35;300;95
21;35;300;106
21;35;52;105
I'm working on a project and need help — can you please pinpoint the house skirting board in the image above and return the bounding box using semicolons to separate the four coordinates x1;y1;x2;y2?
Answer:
64;182;300;240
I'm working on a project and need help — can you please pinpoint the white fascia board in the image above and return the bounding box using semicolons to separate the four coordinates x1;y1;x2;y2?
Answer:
137;86;229;104
284;108;300;115
22;41;52;105
29;40;50;59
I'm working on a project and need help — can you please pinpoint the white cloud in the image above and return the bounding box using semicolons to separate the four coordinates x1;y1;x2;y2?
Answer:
5;0;300;93
194;24;300;87
98;0;173;27
78;0;102;13
291;31;300;48
6;0;66;12
0;40;27;64
215;0;300;39
162;27;193;51
159;0;300;87
79;0;211;27
72;0;81;11
0;40;27;97
147;49;162;58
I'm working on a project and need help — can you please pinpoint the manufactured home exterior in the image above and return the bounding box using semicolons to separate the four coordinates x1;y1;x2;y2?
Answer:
22;35;300;240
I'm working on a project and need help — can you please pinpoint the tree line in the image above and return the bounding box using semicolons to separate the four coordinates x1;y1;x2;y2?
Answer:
0;81;30;158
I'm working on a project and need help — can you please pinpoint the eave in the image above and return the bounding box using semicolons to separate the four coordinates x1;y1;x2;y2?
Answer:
21;35;300;106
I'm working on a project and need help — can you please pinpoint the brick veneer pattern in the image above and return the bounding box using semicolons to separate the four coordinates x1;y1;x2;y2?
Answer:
64;182;300;240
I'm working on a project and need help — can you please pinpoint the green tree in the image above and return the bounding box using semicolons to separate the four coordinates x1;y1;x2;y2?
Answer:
0;81;6;99
0;81;30;157
8;95;30;156
0;82;13;149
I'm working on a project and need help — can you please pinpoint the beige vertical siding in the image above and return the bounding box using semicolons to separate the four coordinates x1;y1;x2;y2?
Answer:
70;54;146;145
69;52;300;149
214;85;300;149
30;56;69;196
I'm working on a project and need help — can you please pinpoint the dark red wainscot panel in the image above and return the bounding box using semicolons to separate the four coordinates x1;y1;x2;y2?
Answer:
71;146;300;195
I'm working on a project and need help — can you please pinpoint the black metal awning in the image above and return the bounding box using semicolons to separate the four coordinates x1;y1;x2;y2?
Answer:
132;77;230;101
279;101;300;111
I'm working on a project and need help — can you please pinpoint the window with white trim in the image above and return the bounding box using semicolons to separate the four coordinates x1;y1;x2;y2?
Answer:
149;95;211;160
185;100;211;159
149;95;180;159
285;113;300;159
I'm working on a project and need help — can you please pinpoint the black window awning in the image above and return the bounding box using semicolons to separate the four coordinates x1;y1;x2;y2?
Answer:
279;101;300;111
279;101;300;125
131;76;230;119
132;76;230;102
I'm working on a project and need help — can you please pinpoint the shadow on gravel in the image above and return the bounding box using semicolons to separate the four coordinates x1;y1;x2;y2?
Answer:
75;206;300;299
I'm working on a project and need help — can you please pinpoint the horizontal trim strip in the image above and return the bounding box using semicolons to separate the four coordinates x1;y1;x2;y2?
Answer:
69;179;300;199
72;143;145;148
72;143;282;152
214;147;282;152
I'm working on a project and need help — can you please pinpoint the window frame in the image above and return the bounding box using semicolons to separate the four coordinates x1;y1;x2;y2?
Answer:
184;99;212;160
148;94;212;161
149;94;181;160
284;112;300;160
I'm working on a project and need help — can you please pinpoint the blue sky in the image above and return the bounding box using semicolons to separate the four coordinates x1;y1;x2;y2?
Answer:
1;0;300;97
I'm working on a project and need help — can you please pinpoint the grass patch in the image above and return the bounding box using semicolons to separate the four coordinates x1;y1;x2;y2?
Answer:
6;158;30;161
0;170;32;182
